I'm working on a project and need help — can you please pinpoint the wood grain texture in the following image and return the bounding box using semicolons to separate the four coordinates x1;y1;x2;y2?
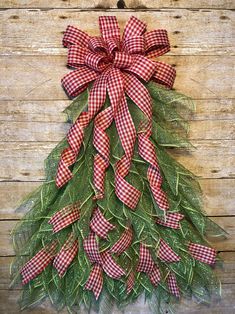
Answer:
0;0;234;9
0;1;234;313
1;9;234;56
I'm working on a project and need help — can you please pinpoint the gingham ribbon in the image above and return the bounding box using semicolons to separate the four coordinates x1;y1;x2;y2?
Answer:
20;241;57;285
56;16;176;211
188;242;216;265
167;271;180;297
83;231;126;299
156;212;184;229
109;226;133;255
53;233;78;277
90;207;116;239
136;243;161;287
126;271;135;294
48;201;80;233
158;239;181;262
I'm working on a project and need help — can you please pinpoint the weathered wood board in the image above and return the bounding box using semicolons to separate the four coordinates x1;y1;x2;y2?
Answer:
0;1;234;313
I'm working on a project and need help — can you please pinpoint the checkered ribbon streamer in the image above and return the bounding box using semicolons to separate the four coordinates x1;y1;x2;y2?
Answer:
156;212;184;229
188;242;216;265
90;207;115;239
109;226;133;255
158;239;181;262
83;231;126;299
56;15;176;211
48;201;80;233
20;241;57;285
53;233;78;277
136;243;161;287
167;271;180;297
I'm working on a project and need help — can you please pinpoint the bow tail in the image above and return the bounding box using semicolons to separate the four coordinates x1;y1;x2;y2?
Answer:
56;71;109;188
124;73;169;211
93;106;113;199
106;69;141;209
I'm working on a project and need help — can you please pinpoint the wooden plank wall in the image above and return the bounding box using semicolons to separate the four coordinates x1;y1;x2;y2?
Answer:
0;0;234;313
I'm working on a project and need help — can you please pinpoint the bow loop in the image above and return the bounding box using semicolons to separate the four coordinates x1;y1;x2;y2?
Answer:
88;36;107;53
84;51;108;72
99;16;120;39
153;61;176;89
122;16;146;40
63;25;90;48
67;46;88;68
113;52;133;69
122;36;145;55
127;55;156;82
145;29;170;58
61;67;98;97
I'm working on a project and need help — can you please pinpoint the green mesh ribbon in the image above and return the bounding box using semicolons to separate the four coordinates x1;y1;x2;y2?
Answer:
10;82;227;314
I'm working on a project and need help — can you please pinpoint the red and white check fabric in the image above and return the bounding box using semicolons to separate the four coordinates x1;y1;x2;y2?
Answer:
109;226;133;255
148;264;161;287
136;243;162;287
90;207;115;239
53;233;78;277
101;251;126;278
84;263;103;300
83;231;103;264
158;239;180;262
83;231;125;298
48;202;80;233
126;271;135;294
156;212;184;229
20;241;57;285
56;16;175;212
124;72;169;210
136;243;155;273
167;272;180;297
188;242;216;265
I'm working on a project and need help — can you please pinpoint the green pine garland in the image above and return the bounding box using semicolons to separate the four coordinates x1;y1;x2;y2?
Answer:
10;82;227;313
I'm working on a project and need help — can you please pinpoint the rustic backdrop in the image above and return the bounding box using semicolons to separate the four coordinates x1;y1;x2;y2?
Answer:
0;1;234;313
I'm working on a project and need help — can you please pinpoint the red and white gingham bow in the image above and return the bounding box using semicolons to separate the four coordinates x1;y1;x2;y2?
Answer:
56;16;176;211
